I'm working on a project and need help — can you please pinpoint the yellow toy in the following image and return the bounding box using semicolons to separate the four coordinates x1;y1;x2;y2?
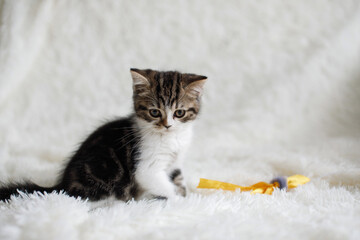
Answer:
197;174;310;195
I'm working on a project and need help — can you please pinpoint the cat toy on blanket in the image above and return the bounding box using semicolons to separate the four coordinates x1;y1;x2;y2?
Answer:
197;174;310;195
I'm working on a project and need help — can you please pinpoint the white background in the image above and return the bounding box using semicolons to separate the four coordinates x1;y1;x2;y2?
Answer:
0;1;359;239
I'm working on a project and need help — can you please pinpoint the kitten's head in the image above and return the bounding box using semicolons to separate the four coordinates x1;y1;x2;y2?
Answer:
130;68;207;132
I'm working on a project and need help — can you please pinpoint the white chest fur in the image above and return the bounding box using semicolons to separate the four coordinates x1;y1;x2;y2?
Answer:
134;120;193;199
138;126;192;171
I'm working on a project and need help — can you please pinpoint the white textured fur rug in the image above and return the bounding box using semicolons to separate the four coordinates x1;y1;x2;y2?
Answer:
1;1;360;239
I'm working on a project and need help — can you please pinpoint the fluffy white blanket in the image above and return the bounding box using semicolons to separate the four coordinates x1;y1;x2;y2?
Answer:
0;1;359;239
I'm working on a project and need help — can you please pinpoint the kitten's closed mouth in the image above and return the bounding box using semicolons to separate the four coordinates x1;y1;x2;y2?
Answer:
156;127;174;133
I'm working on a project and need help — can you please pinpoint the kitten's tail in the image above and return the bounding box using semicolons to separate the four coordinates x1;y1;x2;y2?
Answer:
0;181;62;201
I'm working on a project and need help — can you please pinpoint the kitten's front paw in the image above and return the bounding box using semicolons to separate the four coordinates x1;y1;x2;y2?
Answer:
175;185;186;197
170;169;187;197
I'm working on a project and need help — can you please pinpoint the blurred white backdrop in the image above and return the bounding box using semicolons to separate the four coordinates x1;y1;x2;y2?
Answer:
0;1;359;239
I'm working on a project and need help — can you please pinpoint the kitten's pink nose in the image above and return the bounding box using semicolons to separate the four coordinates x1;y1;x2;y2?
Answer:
164;125;172;129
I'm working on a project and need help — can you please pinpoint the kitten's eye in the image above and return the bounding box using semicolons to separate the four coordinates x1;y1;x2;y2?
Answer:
174;109;186;118
149;109;161;118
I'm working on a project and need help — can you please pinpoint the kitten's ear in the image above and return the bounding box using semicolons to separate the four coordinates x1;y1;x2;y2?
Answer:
130;68;151;88
182;74;208;98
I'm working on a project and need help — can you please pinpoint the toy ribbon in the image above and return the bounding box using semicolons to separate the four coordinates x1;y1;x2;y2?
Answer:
197;174;310;195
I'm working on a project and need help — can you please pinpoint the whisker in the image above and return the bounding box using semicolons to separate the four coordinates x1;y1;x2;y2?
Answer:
115;128;152;150
130;129;152;156
111;126;143;131
115;131;139;145
117;135;141;150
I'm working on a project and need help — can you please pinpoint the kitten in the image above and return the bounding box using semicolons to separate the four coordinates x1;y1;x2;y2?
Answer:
0;68;207;201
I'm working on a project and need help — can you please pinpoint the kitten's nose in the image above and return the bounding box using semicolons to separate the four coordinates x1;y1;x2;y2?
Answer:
164;125;172;129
